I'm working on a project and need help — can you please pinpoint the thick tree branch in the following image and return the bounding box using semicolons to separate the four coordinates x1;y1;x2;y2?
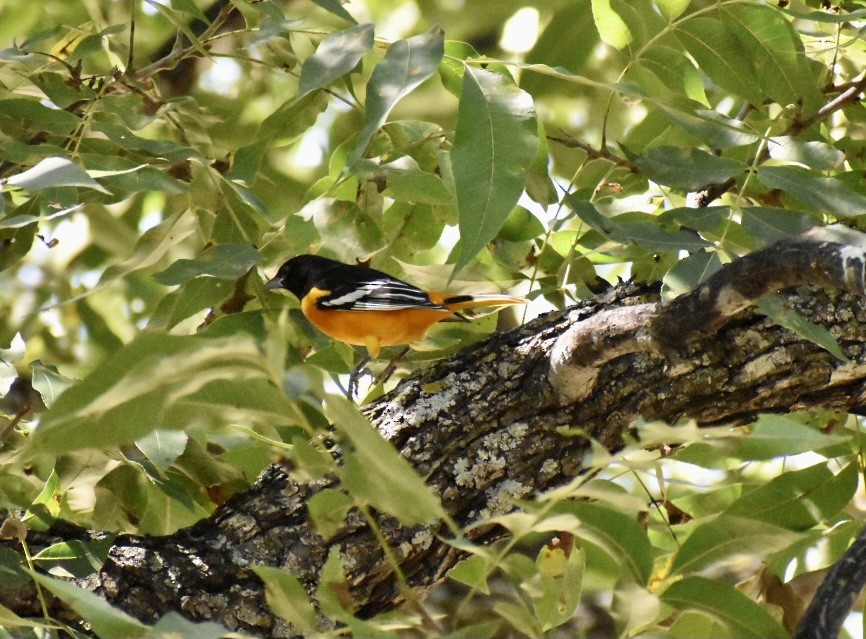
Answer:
4;238;866;637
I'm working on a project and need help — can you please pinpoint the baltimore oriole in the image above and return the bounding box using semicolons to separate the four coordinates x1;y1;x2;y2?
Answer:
264;254;525;391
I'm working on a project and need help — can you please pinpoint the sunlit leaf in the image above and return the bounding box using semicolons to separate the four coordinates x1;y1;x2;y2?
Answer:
7;157;110;193
591;0;633;49
550;501;653;584
299;23;374;96
720;4;822;111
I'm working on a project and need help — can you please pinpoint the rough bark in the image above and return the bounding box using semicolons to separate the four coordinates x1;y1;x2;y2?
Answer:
4;238;866;637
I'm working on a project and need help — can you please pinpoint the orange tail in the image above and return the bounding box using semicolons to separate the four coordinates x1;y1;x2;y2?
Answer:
439;293;527;312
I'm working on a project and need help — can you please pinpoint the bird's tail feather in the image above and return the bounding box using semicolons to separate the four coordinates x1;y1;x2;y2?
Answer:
442;294;527;311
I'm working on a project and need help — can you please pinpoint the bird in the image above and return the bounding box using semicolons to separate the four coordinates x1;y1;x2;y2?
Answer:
264;254;526;395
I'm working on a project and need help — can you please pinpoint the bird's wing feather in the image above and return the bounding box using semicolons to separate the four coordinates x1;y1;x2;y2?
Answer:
318;278;446;311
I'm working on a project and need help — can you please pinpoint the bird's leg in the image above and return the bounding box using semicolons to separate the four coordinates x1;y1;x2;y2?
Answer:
372;346;410;390
348;354;372;399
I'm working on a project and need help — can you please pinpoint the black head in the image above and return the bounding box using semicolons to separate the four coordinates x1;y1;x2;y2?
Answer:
264;254;343;299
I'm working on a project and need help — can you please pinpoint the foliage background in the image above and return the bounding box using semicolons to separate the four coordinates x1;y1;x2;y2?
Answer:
1;0;866;637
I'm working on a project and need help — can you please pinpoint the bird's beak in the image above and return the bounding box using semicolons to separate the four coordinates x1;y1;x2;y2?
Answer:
264;277;282;290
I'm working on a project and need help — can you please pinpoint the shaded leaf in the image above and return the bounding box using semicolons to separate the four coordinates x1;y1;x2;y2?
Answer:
30;334;284;452
153;243;261;285
670;516;800;574
307;488;353;538
33;574;150;638
757;295;848;362
741;207;817;245
253;565;319;635
347;26;444;166
326;395;445;525
662;576;789;638
724;462;857;530
757;165;866;217
675;17;763;106
310;0;357;24
452;67;538;273
569;198;710;252
629;146;745;191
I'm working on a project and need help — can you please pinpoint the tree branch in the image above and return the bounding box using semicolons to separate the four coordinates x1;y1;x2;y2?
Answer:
4;238;866;637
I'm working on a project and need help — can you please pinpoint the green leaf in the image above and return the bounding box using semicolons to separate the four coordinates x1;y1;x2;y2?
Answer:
756;295;848;362
439;40;479;97
657;98;759;148
569;198;710;252
720;4;822;111
673;414;847;466
33;574;150;638
253;565;320;635
592;0;633;49
29;360;74;408
662;577;789;638
629;146;745;191
310;0;357;24
152;243;261;285
299;23;374;97
136;430;189;471
347;26;444;167
675;17;763;106
0;601;41;628
532;544;585;631
30;334;282;452
493;600;541;638
521;3;599;96
150;611;231;639
6;157;110;193
724;461;857;530
670;516;800;575
661;250;723;300
757;165;866;217
656;0;690;21
449;553;492;595
148;277;234;331
0;98;81;132
326;395;445;525
0;547;30;589
767;136;845;170
551;501;653;584
307;488;353;538
740;207;817;245
100;209;197;283
452;67;538;273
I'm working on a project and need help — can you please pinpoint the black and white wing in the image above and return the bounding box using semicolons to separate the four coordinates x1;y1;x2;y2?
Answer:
318;278;446;311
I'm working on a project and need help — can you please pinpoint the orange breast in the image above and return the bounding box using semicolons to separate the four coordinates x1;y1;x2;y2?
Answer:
301;290;451;358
